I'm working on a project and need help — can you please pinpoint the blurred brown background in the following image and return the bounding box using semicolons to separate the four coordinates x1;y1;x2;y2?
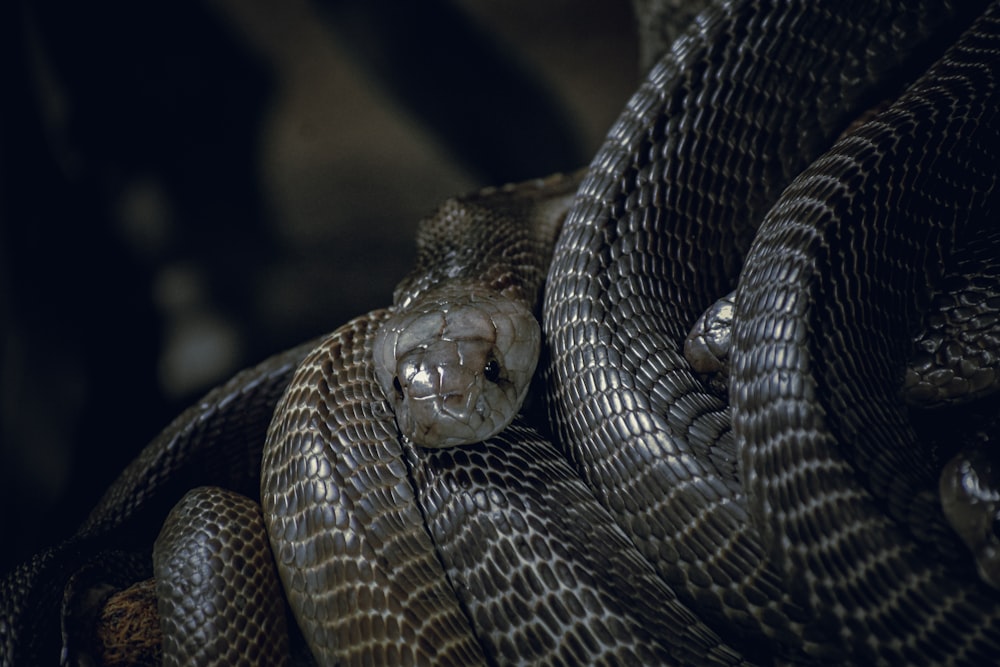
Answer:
1;0;639;574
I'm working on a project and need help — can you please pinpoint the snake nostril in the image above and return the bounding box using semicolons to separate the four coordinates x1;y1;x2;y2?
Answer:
392;376;404;399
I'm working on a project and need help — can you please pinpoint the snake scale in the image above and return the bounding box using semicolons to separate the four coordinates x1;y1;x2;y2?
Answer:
4;0;1000;665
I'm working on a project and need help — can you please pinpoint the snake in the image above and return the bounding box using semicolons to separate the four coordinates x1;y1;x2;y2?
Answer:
3;0;1000;665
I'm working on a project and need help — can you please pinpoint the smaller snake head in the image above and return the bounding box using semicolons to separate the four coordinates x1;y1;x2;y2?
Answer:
373;288;540;447
940;445;1000;591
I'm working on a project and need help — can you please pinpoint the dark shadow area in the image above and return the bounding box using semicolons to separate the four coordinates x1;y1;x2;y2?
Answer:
1;0;597;577
1;0;275;576
314;0;586;182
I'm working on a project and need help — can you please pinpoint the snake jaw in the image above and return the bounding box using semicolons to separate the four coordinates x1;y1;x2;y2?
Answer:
373;287;541;448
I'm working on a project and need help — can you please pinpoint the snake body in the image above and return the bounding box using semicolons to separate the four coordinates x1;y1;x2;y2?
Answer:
731;5;1000;657
545;0;1000;662
260;175;751;664
0;341;316;665
3;1;1000;665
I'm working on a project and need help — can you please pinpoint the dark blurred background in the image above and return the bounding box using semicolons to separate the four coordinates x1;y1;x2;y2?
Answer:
1;0;638;575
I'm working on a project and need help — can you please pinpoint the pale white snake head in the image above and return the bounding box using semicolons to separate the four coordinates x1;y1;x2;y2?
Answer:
373;286;540;447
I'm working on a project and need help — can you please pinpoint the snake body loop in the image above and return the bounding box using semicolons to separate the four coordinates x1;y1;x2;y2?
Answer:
543;0;999;661
3;1;1000;665
0;342;314;665
259;174;758;665
153;486;289;666
730;5;1000;658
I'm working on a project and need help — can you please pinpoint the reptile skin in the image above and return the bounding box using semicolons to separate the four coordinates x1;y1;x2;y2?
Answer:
3;1;1000;665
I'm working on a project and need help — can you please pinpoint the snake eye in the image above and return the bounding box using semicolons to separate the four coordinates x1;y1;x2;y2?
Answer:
483;359;501;383
392;376;404;399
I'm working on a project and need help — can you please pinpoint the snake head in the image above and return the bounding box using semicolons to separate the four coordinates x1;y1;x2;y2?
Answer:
373;288;540;447
940;445;1000;591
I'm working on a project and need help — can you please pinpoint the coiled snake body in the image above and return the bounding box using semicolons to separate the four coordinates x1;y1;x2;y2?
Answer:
4;0;1000;665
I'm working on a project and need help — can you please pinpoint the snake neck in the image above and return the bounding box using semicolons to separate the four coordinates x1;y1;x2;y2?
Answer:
394;171;583;316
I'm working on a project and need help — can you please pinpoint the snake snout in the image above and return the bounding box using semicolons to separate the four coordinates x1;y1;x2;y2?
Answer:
389;338;506;447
